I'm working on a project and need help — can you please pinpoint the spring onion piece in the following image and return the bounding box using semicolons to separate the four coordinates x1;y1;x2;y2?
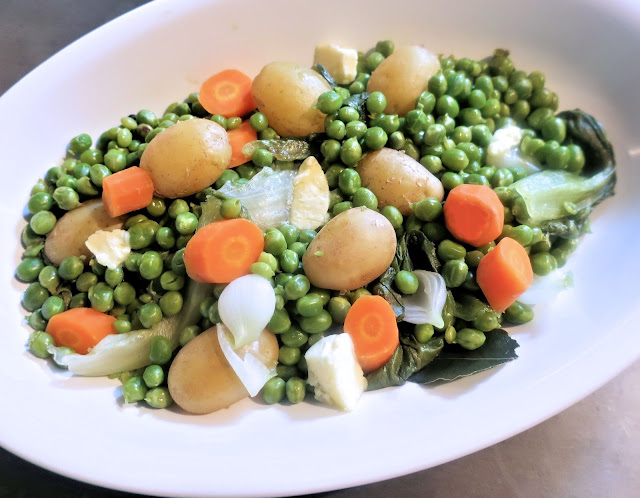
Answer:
402;270;446;328
218;167;296;230
217;323;277;397
486;126;540;174
241;139;311;161
218;274;276;348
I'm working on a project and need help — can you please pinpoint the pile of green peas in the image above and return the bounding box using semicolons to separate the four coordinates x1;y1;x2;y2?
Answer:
18;41;589;410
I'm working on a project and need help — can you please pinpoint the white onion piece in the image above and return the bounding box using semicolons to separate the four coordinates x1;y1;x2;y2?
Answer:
218;167;296;230
217;324;277;397
403;270;447;328
218;274;276;348
519;270;574;305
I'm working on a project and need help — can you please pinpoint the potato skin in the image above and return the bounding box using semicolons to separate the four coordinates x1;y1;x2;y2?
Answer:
140;118;231;198
367;46;440;116
358;148;444;215
302;207;396;291
44;199;126;265
252;62;330;137
168;328;278;415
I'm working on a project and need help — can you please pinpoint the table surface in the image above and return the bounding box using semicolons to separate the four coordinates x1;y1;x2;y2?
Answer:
1;1;638;497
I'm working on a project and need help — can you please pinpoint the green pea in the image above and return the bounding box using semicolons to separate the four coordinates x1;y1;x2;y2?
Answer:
86;281;112;312
300;230;317;245
245;112;267;133
260;377;285;404
338;168;361;196
413;197;442;222
326;119;346;140
27;192;54;215
377;206;402;230
441;148;469;172
153;227;174;250
262;229;286;257
363;127;388;150
314;91;342;115
22;242;44;258
508;225;534;246
102;267;123;288
326;296;350;324
320;139;341;162
40;296;64;320
388;130;406;150
29;211;56;235
121;376;147;403
165;200;188;220
69;133;92;155
177;325;199;347
159;291;183;317
324;166;345;190
140;365;164;389
422;222;448;243
394;270;419;294
412;323;434;343
438;239;466;261
28;331;54;358
143;198;165;218
281;326;308;348
504;301;534;324
455;328;486;350
113;318;131;334
336;106;359;123
442;260;468;287
158;271;184;293
139;251;163;280
274;250;296;276
16;257;44;282
51;186;79;211
214;169;239;189
288;242;308;259
284;377;305;404
278;345;301;366
175;212;198;235
352;187;378;210
531;252;557;276
38;266;59;294
249;261;274;279
299;310;332;334
284;275;310;301
73;273;95;293
295;294;323;318
138;298;164;331
339;137;362;167
145;387;173;409
546;146;570;170
378;114;400;135
428;72;448;97
473;310;500;332
257;252;279;274
268;309;291;334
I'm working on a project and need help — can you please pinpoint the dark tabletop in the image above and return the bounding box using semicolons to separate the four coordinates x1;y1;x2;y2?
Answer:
1;1;638;497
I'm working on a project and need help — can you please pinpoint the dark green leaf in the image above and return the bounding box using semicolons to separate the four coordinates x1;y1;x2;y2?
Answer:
406;230;440;272
343;92;371;122
371;266;404;320
312;63;336;90
410;329;519;384
453;294;494;322
366;336;444;391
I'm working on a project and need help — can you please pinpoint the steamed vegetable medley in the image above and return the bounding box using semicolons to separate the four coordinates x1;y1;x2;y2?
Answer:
17;40;616;414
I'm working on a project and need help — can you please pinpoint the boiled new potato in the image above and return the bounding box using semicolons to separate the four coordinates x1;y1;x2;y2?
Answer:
168;327;278;415
367;46;440;116
302;207;396;291
252;62;331;137
44;199;126;265
358;148;444;215
140;118;231;198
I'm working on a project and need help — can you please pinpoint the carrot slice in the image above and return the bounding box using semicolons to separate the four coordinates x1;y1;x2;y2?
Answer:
443;184;504;247
46;308;117;355
343;295;399;373
102;166;154;218
183;218;264;283
199;69;256;118
227;120;257;169
476;237;533;313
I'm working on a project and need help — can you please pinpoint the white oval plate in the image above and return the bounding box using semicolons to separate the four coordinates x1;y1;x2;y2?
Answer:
1;0;639;496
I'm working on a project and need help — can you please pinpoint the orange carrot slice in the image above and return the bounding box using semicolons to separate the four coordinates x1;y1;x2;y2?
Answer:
476;237;534;313
183;218;264;283
344;295;399;373
102;166;154;218
199;69;256;118
227;120;257;169
46;308;117;355
443;184;504;247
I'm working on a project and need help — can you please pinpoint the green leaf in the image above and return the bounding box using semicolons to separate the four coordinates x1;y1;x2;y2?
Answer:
371;266;404;320
410;329;519;384
366;336;444;391
406;230;440;272
312;63;336;89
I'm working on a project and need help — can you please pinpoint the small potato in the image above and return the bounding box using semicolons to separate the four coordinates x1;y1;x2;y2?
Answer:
168;328;278;415
303;207;396;291
252;62;331;137
44;199;126;265
358;148;444;215
367;46;440;116
140;118;231;198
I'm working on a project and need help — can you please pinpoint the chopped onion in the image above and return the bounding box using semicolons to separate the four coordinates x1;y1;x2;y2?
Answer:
218;274;276;348
217;324;277;397
519;270;574;305
218;167;296;230
403;270;447;328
